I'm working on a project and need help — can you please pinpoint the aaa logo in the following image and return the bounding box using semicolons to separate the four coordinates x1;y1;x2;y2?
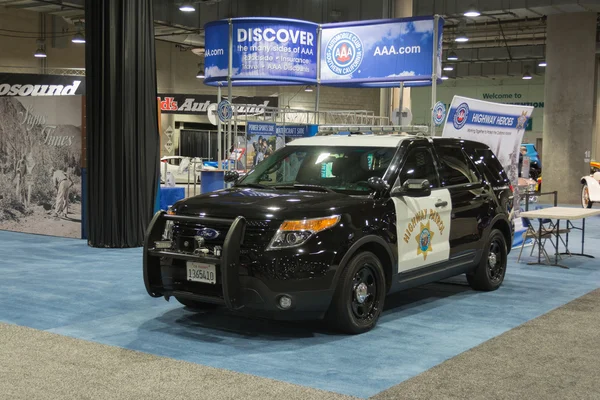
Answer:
326;31;363;76
453;102;469;130
415;221;434;260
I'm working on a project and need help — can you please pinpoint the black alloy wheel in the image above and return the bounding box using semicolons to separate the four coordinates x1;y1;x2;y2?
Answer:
350;264;380;323
467;229;507;291
486;237;505;284
327;251;386;334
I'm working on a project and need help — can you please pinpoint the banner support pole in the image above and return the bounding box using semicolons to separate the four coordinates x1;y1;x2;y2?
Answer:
227;18;234;170
398;82;404;124
431;15;440;136
217;84;222;169
315;26;322;125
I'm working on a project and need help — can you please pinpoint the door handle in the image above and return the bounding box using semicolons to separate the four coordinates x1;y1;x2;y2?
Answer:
435;200;448;208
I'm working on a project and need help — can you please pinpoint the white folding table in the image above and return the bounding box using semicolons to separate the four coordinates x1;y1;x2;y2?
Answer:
519;207;600;268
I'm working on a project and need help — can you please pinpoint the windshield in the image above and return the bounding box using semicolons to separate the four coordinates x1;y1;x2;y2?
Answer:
237;145;398;194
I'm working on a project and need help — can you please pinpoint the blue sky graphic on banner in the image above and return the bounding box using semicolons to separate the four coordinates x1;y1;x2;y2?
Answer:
320;17;441;85
204;18;318;86
204;22;229;83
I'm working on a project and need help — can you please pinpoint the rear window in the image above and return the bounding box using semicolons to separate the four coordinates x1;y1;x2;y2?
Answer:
473;148;510;187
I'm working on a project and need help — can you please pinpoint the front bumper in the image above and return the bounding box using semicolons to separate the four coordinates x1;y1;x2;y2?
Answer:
143;211;336;320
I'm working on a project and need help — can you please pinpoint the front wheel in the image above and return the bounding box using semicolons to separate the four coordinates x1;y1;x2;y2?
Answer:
467;229;507;291
582;183;593;209
327;251;386;334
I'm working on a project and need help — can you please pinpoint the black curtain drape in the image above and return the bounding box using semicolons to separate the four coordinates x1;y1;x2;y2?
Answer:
179;130;211;159
85;0;160;247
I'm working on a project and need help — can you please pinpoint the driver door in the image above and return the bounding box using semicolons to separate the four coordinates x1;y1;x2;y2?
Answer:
391;145;452;273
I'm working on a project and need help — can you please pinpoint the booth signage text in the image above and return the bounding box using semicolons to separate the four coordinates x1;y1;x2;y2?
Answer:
204;18;319;85
203;16;443;87
320;17;443;85
247;121;276;136
0;73;85;96
157;94;278;115
276;125;307;137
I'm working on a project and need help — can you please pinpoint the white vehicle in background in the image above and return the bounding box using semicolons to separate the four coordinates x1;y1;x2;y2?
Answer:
160;156;217;183
581;161;600;208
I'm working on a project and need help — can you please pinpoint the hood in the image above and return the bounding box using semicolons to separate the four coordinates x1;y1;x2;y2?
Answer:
173;187;365;220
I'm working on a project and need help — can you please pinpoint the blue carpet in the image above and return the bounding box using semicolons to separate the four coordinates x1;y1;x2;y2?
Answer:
1;216;600;398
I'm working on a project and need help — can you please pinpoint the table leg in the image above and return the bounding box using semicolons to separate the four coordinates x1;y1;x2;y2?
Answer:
555;219;560;265
538;219;542;264
582;218;585;255
528;218;569;269
559;217;595;259
565;221;570;252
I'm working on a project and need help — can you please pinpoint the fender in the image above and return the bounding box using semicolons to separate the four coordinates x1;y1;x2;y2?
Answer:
486;214;513;254
581;175;600;202
330;234;396;292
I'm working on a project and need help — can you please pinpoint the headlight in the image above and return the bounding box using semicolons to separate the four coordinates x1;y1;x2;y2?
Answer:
163;207;175;240
267;215;340;250
162;220;174;240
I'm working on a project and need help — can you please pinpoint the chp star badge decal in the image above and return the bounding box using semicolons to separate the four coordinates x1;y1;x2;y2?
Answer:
516;111;528;130
415;221;434;260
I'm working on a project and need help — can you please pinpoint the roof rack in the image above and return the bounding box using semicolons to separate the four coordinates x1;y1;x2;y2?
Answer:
316;125;430;136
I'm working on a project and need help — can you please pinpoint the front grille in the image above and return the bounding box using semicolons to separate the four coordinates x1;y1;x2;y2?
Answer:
171;218;278;264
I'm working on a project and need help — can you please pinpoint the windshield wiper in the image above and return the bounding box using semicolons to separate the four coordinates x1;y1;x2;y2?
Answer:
235;183;269;189
273;184;336;193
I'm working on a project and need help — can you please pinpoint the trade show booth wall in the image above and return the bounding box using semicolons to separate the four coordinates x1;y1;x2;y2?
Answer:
0;73;85;239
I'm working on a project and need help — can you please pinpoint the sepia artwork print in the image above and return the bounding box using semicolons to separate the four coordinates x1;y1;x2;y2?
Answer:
0;96;82;238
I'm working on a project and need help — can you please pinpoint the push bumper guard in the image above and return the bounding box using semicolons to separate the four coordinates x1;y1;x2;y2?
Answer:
143;211;247;310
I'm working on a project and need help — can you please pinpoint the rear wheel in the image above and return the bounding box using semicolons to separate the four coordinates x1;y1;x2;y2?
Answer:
327;251;386;334
467;229;507;291
175;296;219;310
582;183;593;209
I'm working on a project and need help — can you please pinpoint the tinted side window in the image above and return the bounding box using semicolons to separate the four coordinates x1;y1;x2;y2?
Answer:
435;145;481;186
398;147;439;188
474;148;510;186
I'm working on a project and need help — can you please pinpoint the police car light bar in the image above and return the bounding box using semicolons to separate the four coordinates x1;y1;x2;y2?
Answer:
316;125;430;136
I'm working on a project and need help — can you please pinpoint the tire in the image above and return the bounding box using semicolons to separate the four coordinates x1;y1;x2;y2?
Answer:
467;229;507;291
175;296;219;310
327;251;386;334
582;183;593;209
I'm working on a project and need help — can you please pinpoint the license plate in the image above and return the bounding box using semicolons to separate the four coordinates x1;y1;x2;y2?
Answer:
186;262;217;284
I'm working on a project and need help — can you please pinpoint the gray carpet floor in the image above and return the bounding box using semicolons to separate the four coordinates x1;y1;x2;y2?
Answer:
373;288;600;400
0;323;354;400
2;289;600;400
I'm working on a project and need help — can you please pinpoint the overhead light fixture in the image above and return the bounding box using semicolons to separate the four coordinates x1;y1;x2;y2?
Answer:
34;40;46;58
72;32;85;44
455;34;469;42
447;51;458;61
522;67;532;80
179;3;195;12
72;21;85;43
441;76;450;80
538;61;547;67
196;63;205;79
464;5;481;17
443;65;454;71
304;86;313;92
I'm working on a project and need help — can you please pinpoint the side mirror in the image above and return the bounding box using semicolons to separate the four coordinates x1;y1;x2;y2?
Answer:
224;170;240;183
367;176;389;191
391;179;431;198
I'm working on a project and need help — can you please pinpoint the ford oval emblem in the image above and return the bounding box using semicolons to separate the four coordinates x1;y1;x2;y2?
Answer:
197;228;219;240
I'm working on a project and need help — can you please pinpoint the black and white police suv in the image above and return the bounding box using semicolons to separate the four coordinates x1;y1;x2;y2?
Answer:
144;125;514;334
